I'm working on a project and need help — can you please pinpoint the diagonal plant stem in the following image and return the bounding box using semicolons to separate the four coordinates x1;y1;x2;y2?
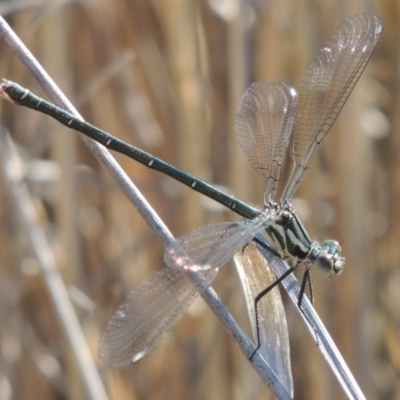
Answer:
0;16;292;400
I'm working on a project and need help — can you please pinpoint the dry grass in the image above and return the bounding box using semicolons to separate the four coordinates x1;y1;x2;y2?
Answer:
0;1;398;399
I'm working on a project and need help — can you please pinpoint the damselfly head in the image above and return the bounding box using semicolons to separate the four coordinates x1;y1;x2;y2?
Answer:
314;240;345;277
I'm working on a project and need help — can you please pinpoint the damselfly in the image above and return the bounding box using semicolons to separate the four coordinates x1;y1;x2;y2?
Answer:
96;15;381;390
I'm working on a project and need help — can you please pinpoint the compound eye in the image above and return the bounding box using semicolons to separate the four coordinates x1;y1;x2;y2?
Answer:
314;253;334;275
322;240;341;254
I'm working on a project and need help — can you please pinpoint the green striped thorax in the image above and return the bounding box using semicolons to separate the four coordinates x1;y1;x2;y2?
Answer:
262;201;345;277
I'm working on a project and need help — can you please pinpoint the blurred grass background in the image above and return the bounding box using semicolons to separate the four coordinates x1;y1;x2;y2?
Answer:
0;0;397;399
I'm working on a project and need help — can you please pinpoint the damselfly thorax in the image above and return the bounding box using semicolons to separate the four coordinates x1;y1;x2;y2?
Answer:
261;200;345;276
